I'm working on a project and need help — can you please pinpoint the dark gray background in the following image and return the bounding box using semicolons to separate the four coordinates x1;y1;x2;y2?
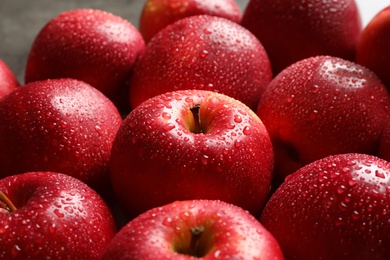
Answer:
0;0;249;83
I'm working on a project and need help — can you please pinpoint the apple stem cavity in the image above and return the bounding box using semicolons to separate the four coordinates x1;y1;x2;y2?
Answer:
0;191;17;213
189;226;205;257
190;103;203;134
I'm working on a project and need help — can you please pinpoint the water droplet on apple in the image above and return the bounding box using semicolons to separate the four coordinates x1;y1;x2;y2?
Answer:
242;126;251;135
287;94;295;103
162;112;171;120
199;50;209;58
201;155;209;165
53;209;65;218
180;211;190;221
352;210;360;220
337;185;346;194
311;85;320;93
375;170;386;179
234;140;241;148
348;179;357;187
11;244;21;258
308;110;318;121
203;28;212;35
49;223;56;234
225;123;235;129
335;217;343;226
162;217;173;227
234;115;242;123
163;123;175;132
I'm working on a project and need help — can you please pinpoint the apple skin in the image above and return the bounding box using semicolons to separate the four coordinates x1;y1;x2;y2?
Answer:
0;59;19;98
139;0;242;42
110;89;274;218
260;153;390;259
240;0;362;74
24;8;145;114
256;55;390;182
129;15;272;111
102;199;284;260
356;6;390;89
0;78;122;192
0;171;117;259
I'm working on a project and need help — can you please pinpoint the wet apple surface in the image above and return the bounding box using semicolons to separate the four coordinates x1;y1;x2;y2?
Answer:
0;0;390;259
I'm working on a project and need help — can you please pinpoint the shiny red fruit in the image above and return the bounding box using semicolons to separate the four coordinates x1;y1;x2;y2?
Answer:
0;171;116;259
111;89;274;218
102;200;284;260
356;6;390;89
0;78;122;191
139;0;242;42
241;0;362;74
256;55;390;181
261;153;390;259
25;8;145;113
0;59;19;98
130;15;272;111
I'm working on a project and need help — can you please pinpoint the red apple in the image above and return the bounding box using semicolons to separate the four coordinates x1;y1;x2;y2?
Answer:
0;78;122;192
129;14;272;111
256;55;390;182
0;171;117;259
0;59;19;98
240;0;362;74
260;153;390;259
139;0;242;42
102;199;284;259
110;89;274;218
356;6;390;89
24;8;145;114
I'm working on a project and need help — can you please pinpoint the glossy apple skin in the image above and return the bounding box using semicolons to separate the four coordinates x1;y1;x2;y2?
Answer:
0;171;117;259
356;6;390;89
139;0;242;42
102;200;284;260
261;153;390;259
241;0;362;74
111;89;274;218
0;78;122;191
0;59;19;98
256;56;390;182
129;15;272;111
24;8;145;113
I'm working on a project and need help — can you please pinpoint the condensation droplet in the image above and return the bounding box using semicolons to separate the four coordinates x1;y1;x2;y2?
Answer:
308;110;318;121
53;209;65;218
163;123;175;132
243;126;251;135
234;115;242;123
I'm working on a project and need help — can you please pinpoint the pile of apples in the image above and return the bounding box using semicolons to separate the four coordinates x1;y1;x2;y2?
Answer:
1;0;390;259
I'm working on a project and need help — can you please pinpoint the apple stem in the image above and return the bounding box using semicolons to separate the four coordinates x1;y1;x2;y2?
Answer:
190;103;203;134
0;191;17;212
189;226;204;257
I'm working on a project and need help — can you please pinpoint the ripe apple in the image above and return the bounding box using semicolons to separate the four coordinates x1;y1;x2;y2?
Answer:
260;153;390;259
139;0;242;42
256;55;390;183
110;89;274;218
102;199;284;259
24;8;145;114
129;15;272;111
240;0;362;74
356;6;390;89
0;78;122;192
0;59;19;98
0;171;117;259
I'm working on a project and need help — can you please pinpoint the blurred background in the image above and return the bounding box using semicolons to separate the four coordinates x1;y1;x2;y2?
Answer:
0;0;388;83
